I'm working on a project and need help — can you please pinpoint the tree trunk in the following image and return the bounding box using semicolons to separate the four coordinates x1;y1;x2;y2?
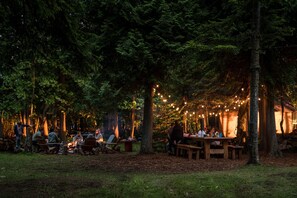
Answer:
140;83;154;154
59;111;67;143
104;112;119;138
205;106;209;128
248;0;260;165
0;112;3;138
259;86;267;151
24;108;33;152
131;96;136;138
43;117;49;136
266;86;282;156
280;96;285;139
183;113;187;133
114;112;119;138
237;102;248;131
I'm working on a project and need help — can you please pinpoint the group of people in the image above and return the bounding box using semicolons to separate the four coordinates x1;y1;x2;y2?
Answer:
14;121;60;152
166;120;225;154
197;127;224;138
68;128;104;152
14;120;106;153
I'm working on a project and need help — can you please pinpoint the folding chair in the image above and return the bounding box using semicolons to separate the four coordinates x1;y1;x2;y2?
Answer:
101;134;120;153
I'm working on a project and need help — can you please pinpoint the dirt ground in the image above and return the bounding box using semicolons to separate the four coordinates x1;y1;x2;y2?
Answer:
78;151;297;174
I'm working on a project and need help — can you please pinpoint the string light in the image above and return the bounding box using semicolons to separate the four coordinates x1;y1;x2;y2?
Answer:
153;83;251;127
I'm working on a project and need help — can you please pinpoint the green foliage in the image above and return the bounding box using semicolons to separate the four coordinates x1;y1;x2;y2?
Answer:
0;0;93;122
1;0;297;136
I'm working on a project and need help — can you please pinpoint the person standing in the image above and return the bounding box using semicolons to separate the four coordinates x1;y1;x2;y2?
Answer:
166;123;175;154
171;121;183;144
169;121;183;155
14;121;30;151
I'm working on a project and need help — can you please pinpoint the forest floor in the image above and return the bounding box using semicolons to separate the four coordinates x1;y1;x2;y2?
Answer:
77;150;297;174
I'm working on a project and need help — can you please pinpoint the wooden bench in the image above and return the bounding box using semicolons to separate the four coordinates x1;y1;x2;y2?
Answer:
228;145;244;160
176;144;202;160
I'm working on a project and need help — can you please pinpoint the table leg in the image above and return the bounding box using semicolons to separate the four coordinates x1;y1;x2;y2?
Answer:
223;142;228;159
204;141;210;159
195;149;200;160
238;149;242;159
188;150;192;160
176;147;179;156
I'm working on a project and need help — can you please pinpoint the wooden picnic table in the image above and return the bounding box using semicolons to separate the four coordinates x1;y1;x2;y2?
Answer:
184;136;234;159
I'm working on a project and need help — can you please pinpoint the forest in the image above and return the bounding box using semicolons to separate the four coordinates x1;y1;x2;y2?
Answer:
1;0;297;164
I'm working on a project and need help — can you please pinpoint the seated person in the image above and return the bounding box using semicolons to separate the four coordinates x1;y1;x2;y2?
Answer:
74;131;84;143
48;128;60;152
209;127;216;137
32;127;45;152
211;128;222;147
95;129;103;142
68;132;84;150
219;131;224;137
197;128;206;147
197;128;206;137
94;129;104;148
48;128;60;143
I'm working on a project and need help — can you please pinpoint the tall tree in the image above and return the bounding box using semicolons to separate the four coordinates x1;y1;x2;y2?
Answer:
85;0;200;153
0;0;91;140
248;0;260;164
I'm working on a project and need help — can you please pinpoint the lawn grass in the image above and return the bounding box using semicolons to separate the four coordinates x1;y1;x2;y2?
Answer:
1;152;297;198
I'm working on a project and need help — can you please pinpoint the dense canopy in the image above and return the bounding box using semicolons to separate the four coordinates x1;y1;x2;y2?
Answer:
1;0;297;161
